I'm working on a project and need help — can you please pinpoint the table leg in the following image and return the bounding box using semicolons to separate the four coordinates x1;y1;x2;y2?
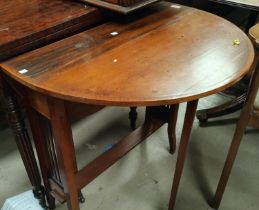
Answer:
0;75;46;207
168;104;179;154
48;98;80;210
168;100;198;210
211;103;252;209
129;107;137;130
211;75;259;209
27;108;56;209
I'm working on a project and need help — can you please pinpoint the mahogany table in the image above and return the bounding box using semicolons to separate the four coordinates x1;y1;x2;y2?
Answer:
196;0;259;123
0;2;254;210
0;0;103;207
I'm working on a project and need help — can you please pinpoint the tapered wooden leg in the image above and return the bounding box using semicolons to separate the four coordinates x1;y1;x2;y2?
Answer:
129;107;137;130
168;104;179;154
27;108;56;209
211;113;249;209
0;75;46;207
48;98;80;210
212;43;259;208
168;100;198;210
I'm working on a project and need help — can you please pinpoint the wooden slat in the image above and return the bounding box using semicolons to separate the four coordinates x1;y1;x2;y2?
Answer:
76;118;165;189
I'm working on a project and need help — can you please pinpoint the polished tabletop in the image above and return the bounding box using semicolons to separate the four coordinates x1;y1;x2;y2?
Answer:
208;0;259;10
0;0;102;60
1;2;254;106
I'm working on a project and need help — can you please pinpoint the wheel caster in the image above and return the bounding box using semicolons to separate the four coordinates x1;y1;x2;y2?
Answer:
78;192;85;203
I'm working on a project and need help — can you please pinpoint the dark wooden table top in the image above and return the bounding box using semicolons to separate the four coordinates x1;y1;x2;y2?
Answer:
0;0;103;61
208;0;259;11
1;2;254;106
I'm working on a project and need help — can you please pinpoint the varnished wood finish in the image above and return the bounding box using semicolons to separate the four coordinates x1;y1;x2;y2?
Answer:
168;100;198;210
48;98;80;210
27;107;56;209
0;73;46;207
212;23;259;209
0;0;103;61
0;0;104;206
196;0;258;124
76;114;164;189
1;2;254;106
0;2;255;210
168;104;179;154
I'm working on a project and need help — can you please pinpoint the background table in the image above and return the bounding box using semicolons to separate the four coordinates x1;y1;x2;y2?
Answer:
0;0;104;60
208;0;259;11
0;2;254;210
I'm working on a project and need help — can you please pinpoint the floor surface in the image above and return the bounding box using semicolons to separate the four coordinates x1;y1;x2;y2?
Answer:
0;95;258;210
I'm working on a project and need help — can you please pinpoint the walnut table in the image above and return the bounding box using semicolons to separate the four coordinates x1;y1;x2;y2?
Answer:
0;2;254;210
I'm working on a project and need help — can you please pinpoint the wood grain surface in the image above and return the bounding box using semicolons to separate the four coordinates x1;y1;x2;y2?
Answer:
1;2;254;106
0;0;103;60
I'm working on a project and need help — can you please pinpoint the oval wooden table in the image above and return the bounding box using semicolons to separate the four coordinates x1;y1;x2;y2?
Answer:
0;2;254;210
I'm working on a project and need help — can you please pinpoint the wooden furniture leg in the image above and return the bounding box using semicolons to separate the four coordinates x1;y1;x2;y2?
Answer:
145;105;179;154
26;107;56;209
211;26;259;209
211;69;259;208
129;107;138;130
168;100;198;210
0;74;46;207
168;104;179;154
48;98;80;210
211;111;250;209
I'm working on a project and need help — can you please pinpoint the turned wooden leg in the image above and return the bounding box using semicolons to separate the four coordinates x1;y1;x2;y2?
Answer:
0;75;46;207
168;100;198;210
129;107;137;130
168;104;179;154
27;108;56;209
48;98;80;210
